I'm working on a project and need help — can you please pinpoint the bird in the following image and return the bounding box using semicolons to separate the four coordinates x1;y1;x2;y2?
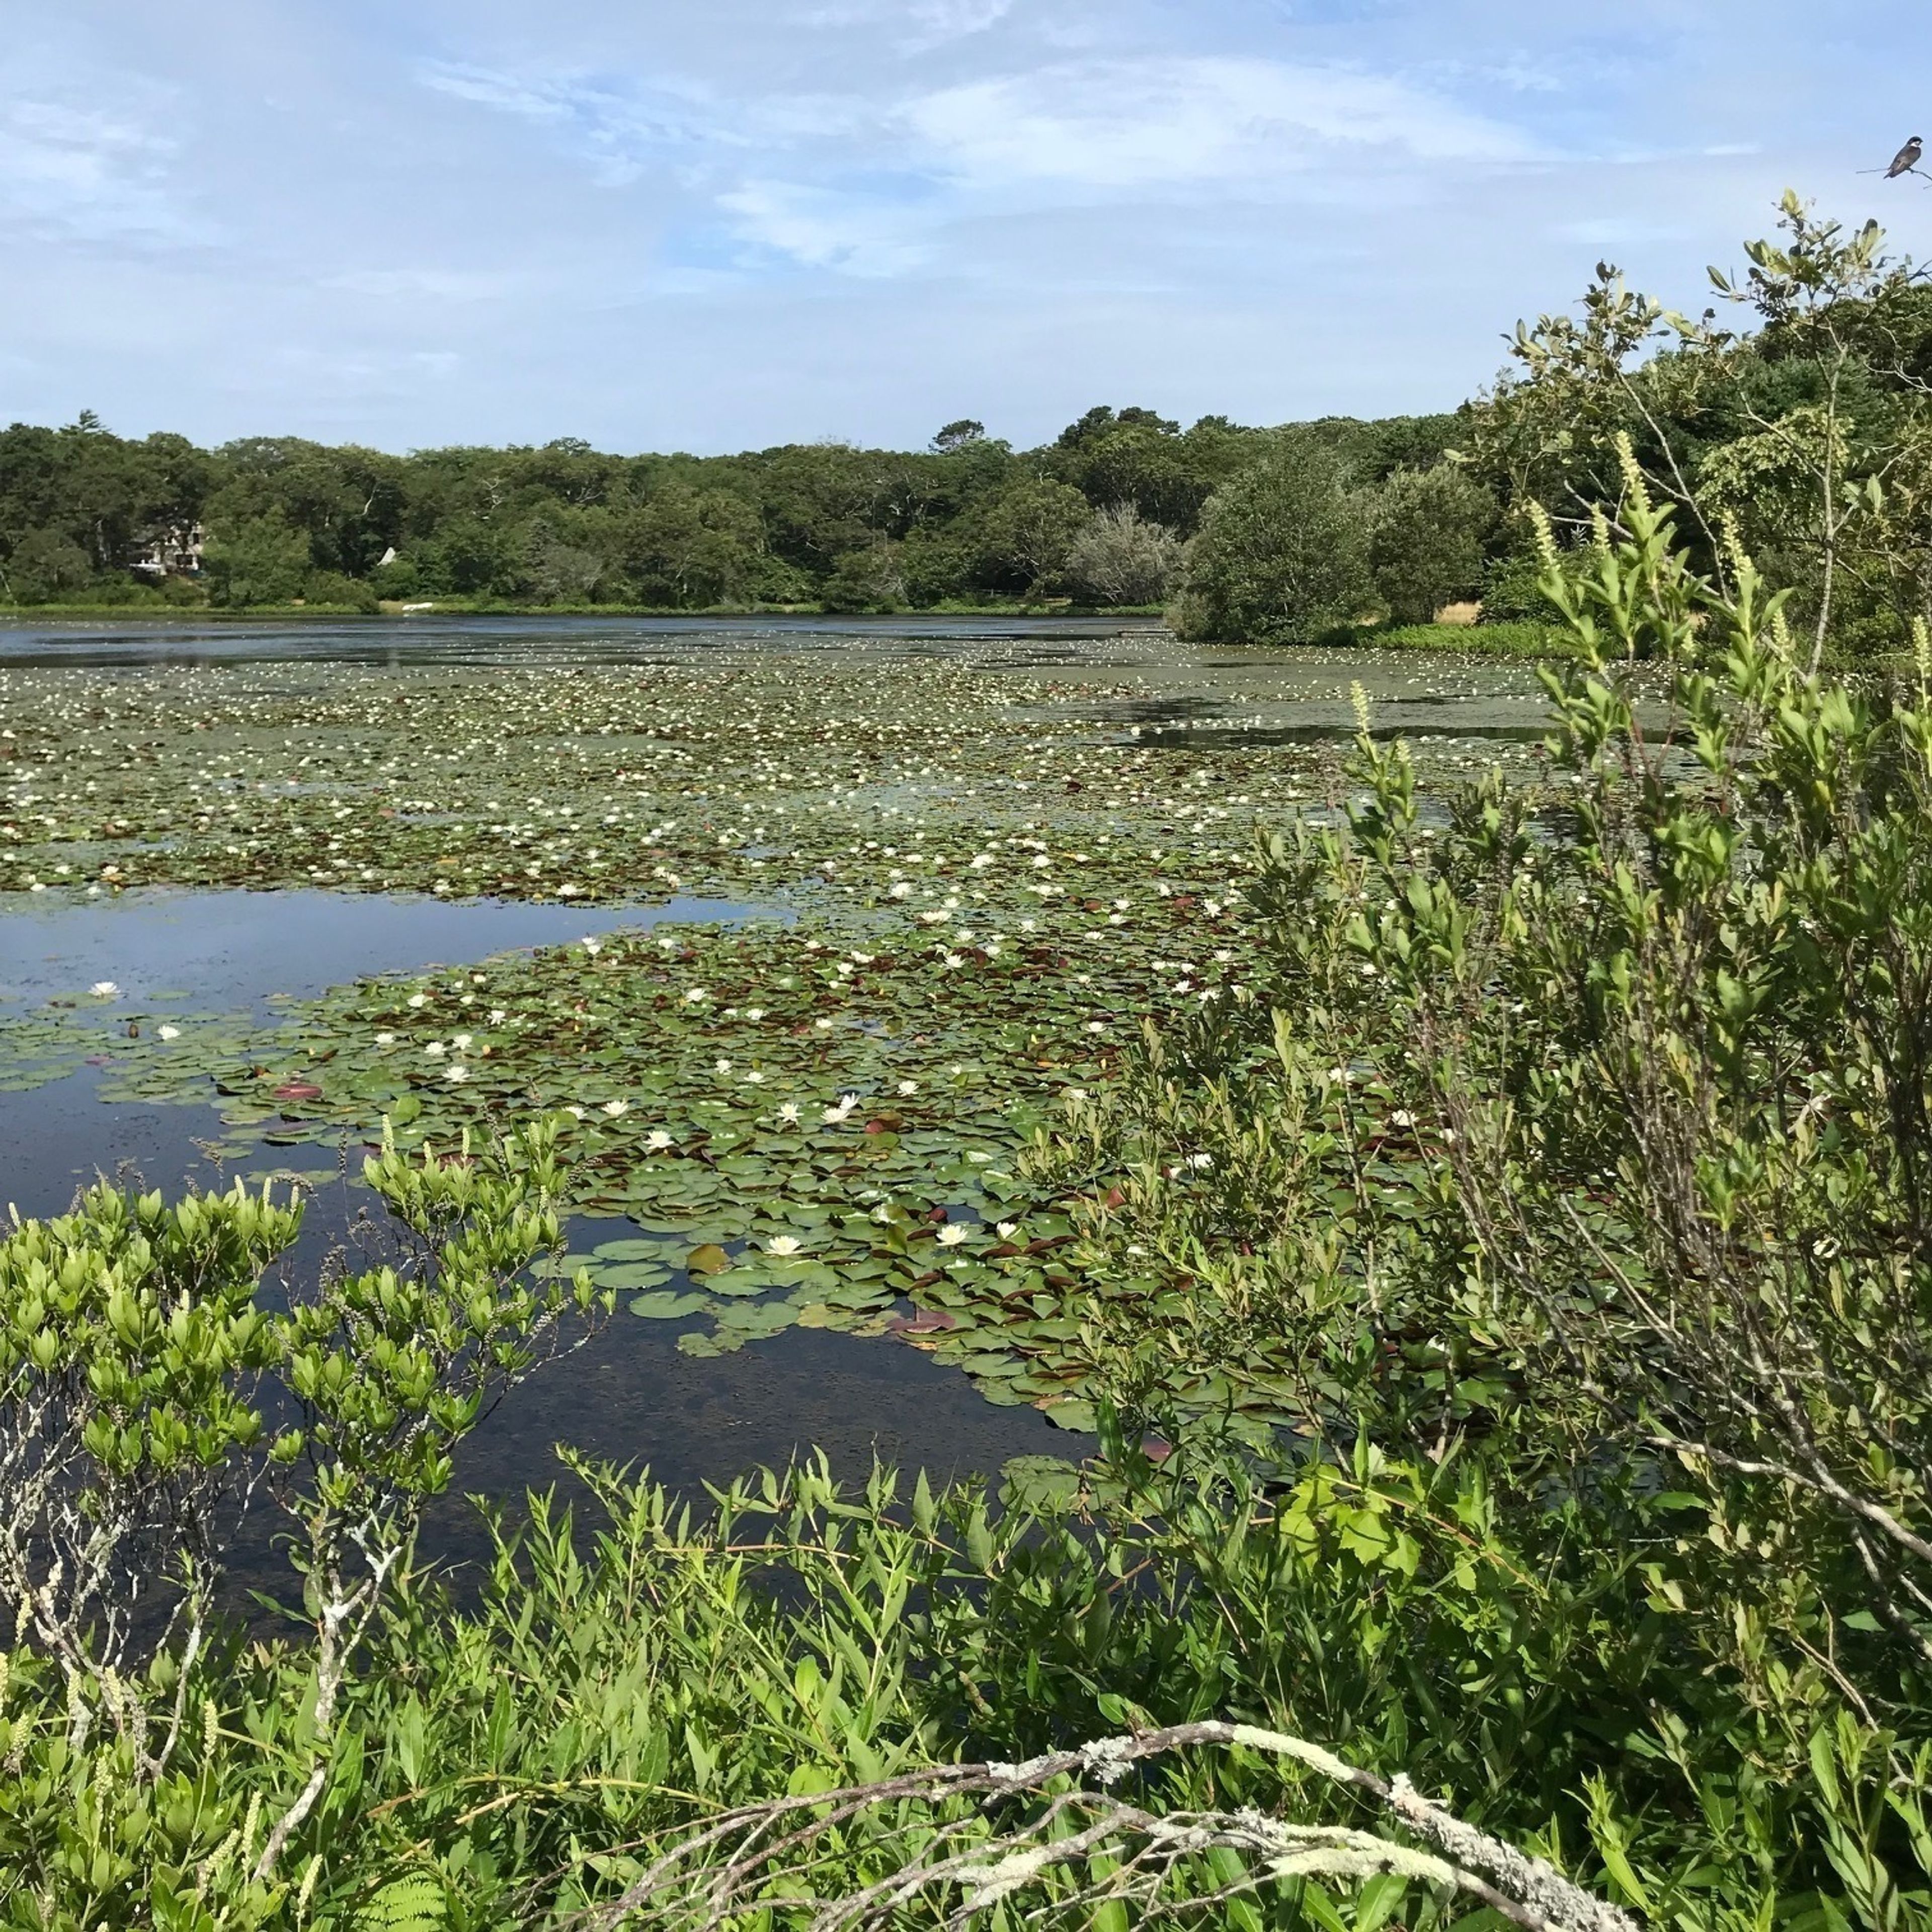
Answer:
1886;135;1922;178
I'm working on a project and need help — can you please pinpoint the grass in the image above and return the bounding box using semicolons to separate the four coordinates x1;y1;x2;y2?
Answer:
1356;619;1574;659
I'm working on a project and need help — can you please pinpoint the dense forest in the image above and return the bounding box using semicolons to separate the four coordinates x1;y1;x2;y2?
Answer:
0;401;1462;618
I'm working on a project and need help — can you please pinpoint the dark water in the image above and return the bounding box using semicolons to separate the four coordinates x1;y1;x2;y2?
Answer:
0;884;1078;1596
0;885;747;1018
0;611;1168;672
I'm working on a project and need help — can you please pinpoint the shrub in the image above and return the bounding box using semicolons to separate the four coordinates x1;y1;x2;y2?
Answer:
1064;503;1182;606
1366;465;1497;623
1175;439;1373;643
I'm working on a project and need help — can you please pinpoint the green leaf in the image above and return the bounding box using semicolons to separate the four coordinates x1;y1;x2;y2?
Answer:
629;1291;714;1320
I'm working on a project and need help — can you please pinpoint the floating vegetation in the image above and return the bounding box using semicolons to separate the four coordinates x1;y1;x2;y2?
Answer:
0;635;1547;1438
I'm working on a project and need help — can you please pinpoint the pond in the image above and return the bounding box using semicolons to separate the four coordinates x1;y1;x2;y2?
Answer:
0;613;1563;1583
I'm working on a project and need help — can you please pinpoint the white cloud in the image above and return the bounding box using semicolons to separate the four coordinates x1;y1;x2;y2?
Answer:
0;93;208;245
905;55;1535;192
796;0;1018;41
416;61;745;185
323;268;525;302
718;180;933;273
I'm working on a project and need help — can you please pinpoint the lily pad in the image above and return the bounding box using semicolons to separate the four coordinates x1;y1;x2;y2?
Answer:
596;1262;674;1291
630;1290;714;1320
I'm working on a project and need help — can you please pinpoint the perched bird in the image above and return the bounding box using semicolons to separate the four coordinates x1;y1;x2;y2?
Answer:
1886;135;1923;178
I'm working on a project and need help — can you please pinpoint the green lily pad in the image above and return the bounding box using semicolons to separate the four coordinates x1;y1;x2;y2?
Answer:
630;1290;715;1320
593;1262;674;1291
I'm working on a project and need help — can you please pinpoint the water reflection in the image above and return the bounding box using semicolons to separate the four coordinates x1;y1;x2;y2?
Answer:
0;885;756;1015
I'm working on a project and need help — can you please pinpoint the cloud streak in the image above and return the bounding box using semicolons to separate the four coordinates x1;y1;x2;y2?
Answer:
907;56;1536;193
1;0;1923;453
0;90;209;247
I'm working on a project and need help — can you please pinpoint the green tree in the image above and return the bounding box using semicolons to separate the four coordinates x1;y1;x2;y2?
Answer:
963;475;1092;596
820;541;906;613
932;419;987;452
1;528;93;602
1367;465;1497;622
1176;439;1373;642
613;485;763;607
202;517;312;607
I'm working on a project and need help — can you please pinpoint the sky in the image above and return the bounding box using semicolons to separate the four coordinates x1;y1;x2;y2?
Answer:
3;1;1928;455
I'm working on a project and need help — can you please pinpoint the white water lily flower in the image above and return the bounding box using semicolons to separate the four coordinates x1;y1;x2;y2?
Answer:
743;1007;765;1021
602;1098;630;1117
777;1102;802;1125
684;988;708;1003
374;1031;396;1045
889;882;912;898
90;981;119;998
407;992;429;1008
936;1224;968;1247
645;1129;674;1150
896;1080;918;1096
997;1222;1019;1240
452;1033;473;1050
581;937;602;955
156;1024;181;1041
823;1095;858;1124
766;1235;803;1258
564;1105;586;1119
488;1008;508;1024
446;1065;469;1082
744;1070;766;1084
714;1059;733;1075
424;1041;447;1057
943;952;965;970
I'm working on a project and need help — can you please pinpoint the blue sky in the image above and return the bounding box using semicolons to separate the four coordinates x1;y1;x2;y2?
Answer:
3;1;1927;453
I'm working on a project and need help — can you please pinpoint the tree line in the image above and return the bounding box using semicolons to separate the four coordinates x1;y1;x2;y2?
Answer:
4;194;1928;655
0;399;1463;620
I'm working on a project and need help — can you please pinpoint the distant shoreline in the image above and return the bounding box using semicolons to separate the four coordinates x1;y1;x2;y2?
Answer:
0;605;1571;659
0;599;1170;623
